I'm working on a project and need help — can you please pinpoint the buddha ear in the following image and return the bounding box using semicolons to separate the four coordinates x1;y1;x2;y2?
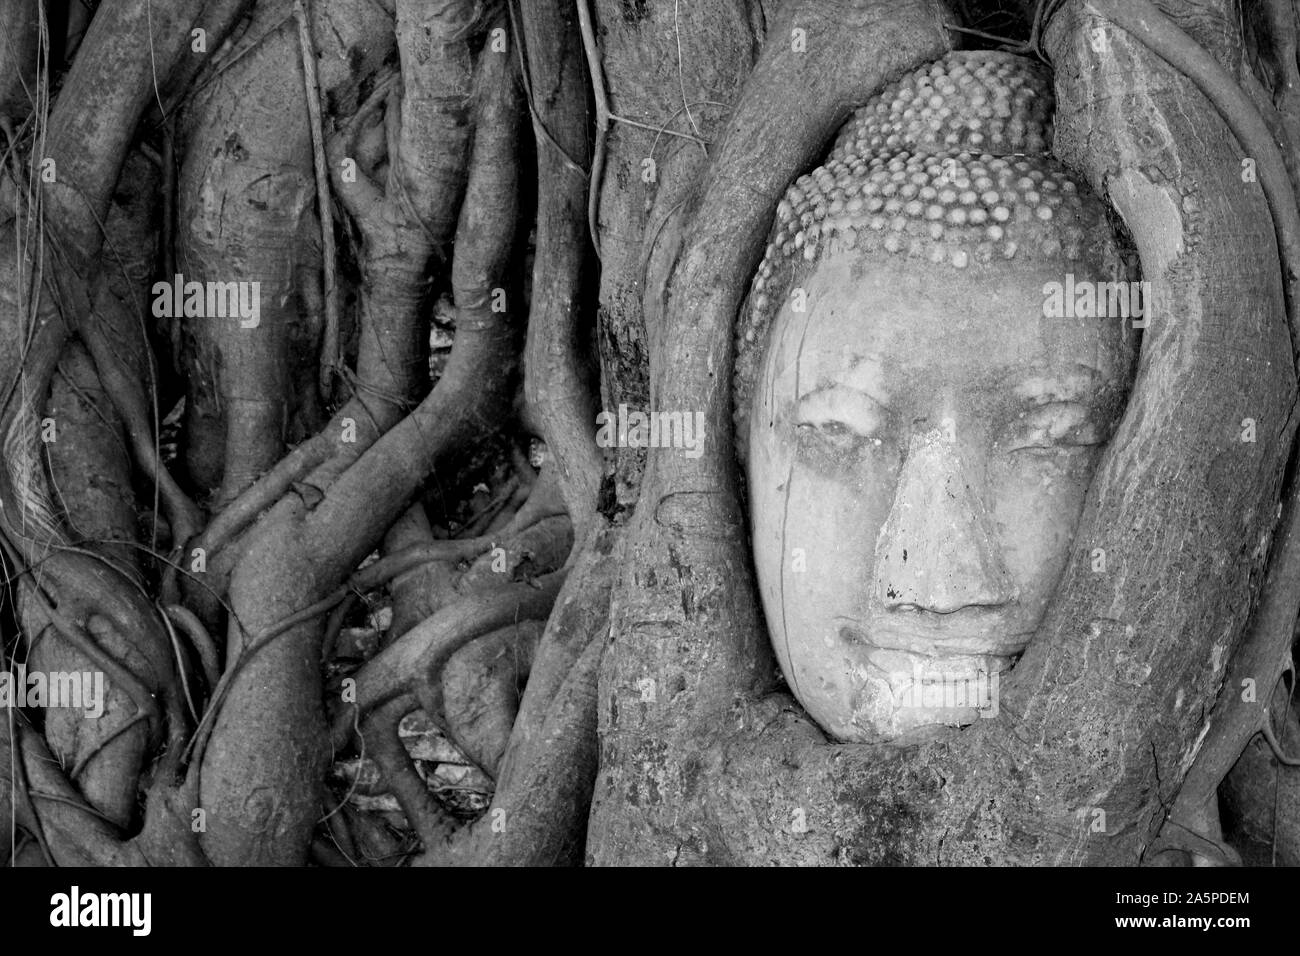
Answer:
732;288;757;468
733;262;785;469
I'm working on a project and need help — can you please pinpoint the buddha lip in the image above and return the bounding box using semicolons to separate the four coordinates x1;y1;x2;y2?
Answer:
836;620;1032;657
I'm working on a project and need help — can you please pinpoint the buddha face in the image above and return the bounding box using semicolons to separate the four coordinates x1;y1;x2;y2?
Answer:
747;254;1136;742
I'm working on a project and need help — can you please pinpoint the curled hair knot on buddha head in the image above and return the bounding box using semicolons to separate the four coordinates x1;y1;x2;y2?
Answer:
732;50;1134;455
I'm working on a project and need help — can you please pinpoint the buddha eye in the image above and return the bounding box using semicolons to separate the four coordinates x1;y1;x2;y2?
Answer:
1006;401;1103;452
796;419;879;449
795;389;886;437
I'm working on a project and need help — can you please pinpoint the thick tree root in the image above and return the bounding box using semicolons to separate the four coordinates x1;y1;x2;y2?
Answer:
332;572;567;748
517;0;603;541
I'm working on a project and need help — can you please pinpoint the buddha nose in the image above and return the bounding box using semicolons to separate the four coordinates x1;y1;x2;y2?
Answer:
874;429;1015;613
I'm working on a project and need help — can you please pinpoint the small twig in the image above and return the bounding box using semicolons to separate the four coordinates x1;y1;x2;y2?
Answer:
646;100;729;164
943;22;1029;52
612;111;709;145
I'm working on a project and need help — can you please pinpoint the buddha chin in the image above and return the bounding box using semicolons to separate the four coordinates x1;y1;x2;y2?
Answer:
747;255;1135;742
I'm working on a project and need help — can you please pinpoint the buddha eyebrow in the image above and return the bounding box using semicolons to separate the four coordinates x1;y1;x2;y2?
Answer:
797;381;890;407
1010;366;1106;403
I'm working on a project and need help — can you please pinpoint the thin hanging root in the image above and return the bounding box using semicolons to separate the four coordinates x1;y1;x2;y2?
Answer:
576;0;607;261
516;0;603;541
320;703;366;824
180;627;270;771
159;608;199;723
576;70;723;264
1262;718;1300;767
78;303;202;545
163;604;220;691
292;0;340;396
112;539;241;629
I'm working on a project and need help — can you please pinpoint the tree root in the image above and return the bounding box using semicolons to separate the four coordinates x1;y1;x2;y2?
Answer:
362;697;460;851
258;534;498;645
5;545;163;738
435;620;544;776
1077;0;1300;865
445;524;617;865
383;506;461;641
163;603;221;691
516;0;603;542
1086;0;1300;335
1;712;146;866
330;572;567;750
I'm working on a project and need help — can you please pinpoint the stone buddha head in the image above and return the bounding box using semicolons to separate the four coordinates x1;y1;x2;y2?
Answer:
734;51;1140;743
